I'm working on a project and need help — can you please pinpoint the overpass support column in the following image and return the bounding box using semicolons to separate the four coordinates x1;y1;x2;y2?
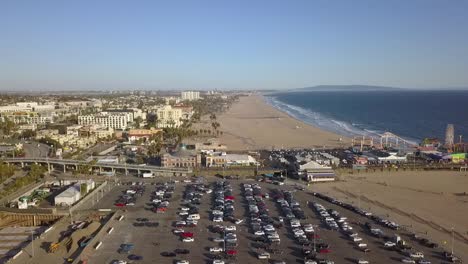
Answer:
47;162;51;174
21;162;24;168
99;167;102;173
63;165;66;173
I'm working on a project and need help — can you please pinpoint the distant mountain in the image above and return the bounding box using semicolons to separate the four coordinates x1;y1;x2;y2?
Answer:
294;85;403;92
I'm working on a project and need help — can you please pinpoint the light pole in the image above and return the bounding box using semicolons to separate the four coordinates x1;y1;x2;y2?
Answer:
30;230;34;258
451;227;454;255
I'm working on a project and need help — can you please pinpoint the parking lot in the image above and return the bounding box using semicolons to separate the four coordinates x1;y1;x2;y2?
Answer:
85;179;457;264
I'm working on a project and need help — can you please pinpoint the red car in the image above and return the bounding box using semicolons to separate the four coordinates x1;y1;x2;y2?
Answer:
181;232;194;238
319;248;331;254
114;203;126;207
307;234;320;239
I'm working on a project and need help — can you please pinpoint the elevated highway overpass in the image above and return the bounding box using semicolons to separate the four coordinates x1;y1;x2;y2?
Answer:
2;158;192;177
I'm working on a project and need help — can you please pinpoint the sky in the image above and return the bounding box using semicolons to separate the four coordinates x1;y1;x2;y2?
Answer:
0;0;467;91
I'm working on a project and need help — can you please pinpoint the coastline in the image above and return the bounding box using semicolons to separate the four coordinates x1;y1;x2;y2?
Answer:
216;94;350;151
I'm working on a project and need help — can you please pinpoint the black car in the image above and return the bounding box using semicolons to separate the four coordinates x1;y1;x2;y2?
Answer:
128;254;143;261
174;249;190;254
161;252;177;257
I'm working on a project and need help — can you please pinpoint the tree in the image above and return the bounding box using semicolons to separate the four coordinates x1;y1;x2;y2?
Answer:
148;133;163;157
134;117;143;129
0;117;16;135
20;129;36;139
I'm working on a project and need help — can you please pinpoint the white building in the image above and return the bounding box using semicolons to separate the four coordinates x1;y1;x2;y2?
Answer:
0;102;55;113
299;160;336;182
2;113;54;124
78;113;128;130
156;105;182;128
181;91;200;101
54;185;81;206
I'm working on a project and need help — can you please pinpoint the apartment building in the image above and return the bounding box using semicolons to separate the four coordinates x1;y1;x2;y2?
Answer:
181;91;200;101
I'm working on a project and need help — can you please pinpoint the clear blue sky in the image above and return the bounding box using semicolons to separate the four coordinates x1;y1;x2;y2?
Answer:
1;0;467;90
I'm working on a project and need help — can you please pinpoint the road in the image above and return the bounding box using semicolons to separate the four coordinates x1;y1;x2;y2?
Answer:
23;142;50;158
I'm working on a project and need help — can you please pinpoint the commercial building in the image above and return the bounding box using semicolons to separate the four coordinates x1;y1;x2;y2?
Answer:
155;105;182;128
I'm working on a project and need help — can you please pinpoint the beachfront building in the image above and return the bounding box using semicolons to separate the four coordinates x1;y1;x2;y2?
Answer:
181;91;200;101
204;152;258;167
299;160;336;182
155;105;182;128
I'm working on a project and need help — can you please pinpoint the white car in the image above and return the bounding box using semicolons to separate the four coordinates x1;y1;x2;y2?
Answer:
181;207;190;211
304;261;317;264
182;237;194;242
209;247;224;253
212;237;224;242
264;225;275;232
235;219;244;225
384;241;396;247
111;261;127;264
254;230;265;236
357;260;369;264
225;226;236;231
212;260;225;264
352;237;363;242
290;221;301;228
176;261;189;264
178;211;189;216
408;252;424;259
401;258;415;264
173;229;184;234
212;216;223;222
257;252;270;259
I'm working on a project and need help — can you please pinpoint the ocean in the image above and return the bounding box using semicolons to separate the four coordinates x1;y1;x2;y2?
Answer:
266;90;468;143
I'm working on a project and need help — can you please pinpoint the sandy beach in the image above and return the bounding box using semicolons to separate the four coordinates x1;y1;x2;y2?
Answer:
214;94;349;151
313;170;468;260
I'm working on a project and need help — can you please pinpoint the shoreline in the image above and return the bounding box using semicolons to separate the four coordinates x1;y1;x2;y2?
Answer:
263;92;422;145
216;94;350;151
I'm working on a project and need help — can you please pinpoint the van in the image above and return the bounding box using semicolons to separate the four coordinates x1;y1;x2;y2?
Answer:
187;214;200;220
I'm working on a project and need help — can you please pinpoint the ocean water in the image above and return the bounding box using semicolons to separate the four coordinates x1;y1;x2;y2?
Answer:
266;90;468;143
